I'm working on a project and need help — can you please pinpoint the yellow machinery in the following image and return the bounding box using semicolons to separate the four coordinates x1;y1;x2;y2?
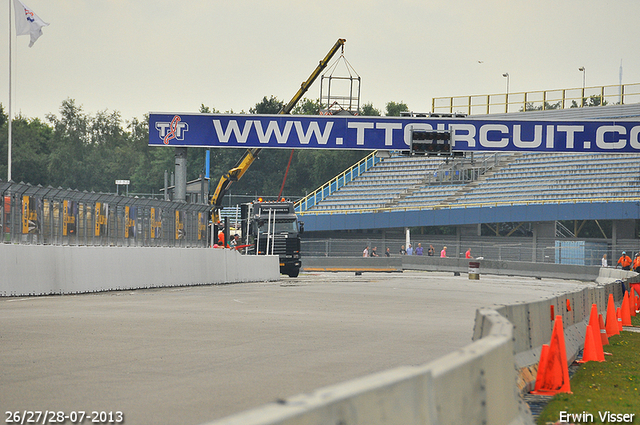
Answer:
210;38;346;222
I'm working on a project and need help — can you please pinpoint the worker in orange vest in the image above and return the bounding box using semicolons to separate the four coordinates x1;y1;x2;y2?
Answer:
617;251;632;270
633;253;640;273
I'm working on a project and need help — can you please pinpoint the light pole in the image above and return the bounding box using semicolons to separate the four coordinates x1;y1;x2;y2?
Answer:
502;73;510;113
578;67;586;106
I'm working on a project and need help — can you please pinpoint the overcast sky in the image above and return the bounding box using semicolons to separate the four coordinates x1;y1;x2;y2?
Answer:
2;0;640;123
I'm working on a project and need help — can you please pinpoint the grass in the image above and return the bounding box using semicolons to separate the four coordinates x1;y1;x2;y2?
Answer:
536;312;640;424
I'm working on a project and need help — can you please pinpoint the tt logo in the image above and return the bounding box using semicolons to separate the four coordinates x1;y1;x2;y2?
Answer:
156;115;189;144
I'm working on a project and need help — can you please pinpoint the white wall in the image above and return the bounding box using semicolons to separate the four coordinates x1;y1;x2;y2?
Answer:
0;245;279;296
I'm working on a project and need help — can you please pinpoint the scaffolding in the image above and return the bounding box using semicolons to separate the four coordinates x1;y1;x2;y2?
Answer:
319;52;361;115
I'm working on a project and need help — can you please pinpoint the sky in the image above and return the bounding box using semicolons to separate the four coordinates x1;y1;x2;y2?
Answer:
2;0;640;123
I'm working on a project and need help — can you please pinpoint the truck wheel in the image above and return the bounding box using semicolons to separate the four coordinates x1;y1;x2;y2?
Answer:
287;268;300;278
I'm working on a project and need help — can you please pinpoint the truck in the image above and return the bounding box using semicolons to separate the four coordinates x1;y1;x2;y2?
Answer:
241;200;303;278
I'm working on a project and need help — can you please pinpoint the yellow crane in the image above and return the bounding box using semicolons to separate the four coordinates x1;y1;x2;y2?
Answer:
210;38;346;222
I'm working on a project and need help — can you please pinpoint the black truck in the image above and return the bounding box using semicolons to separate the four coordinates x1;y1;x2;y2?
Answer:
241;200;302;278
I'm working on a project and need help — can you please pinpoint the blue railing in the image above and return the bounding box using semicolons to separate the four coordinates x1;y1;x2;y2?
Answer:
294;151;381;213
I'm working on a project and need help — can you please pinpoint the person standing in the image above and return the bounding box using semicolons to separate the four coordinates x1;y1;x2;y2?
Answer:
465;248;473;259
371;246;379;257
385;247;391;257
617;251;632;270
363;246;369;257
633;253;640;273
415;243;424;255
399;245;406;255
427;244;435;256
406;244;413;256
601;254;608;267
440;246;447;258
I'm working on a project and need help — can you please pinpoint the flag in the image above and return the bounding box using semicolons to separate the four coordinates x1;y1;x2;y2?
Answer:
13;0;49;47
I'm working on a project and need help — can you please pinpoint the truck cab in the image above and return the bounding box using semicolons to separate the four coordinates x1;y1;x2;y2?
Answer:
241;200;302;278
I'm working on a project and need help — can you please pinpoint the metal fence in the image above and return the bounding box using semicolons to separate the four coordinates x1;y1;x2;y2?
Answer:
301;236;628;267
1;181;210;247
432;82;640;115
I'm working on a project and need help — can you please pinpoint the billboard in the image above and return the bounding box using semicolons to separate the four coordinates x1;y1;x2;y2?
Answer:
149;112;640;153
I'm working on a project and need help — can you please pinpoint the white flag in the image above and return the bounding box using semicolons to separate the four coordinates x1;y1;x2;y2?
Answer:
13;0;49;47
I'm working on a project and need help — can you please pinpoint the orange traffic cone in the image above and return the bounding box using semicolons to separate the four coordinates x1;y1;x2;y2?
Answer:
621;291;632;326
586;304;605;361
578;324;602;363
616;307;623;331
630;289;637;318
605;294;620;337
531;315;571;395
598;313;609;346
533;344;550;394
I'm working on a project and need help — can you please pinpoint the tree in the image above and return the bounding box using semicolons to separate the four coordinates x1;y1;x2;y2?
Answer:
249;96;283;114
7;115;52;185
199;104;219;114
291;98;321;115
571;95;608;108
46;99;91;189
385;101;409;116
360;102;381;116
522;101;562;112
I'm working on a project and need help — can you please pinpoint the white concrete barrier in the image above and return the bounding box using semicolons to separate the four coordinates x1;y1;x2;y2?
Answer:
0;245;279;296
202;309;532;425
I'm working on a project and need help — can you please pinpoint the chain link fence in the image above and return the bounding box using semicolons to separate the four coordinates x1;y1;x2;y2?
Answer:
1;181;210;247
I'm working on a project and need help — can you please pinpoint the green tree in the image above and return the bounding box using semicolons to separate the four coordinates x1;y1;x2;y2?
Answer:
522;101;562;112
199;104;220;114
46;99;91;190
361;102;381;116
291;98;321;115
571;95;608;108
7;115;52;185
385;101;409;116
249;96;283;114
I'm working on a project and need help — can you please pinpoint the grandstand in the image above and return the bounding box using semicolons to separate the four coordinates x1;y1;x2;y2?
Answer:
297;103;640;217
302;150;640;213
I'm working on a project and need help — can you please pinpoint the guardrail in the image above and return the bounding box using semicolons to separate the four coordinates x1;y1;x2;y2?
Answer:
432;82;640;115
1;181;210;247
294;151;380;214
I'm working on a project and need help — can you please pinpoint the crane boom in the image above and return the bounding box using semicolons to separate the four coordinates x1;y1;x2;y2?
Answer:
210;38;346;222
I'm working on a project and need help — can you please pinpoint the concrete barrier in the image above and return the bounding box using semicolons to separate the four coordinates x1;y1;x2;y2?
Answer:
596;267;637;284
474;277;624;393
202;309;532;425
302;256;602;281
302;256;402;273
0;244;280;296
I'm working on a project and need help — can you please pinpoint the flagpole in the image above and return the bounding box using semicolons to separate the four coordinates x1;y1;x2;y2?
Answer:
8;0;12;182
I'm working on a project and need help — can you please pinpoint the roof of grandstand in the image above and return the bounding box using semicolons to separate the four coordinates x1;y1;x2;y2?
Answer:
294;103;640;233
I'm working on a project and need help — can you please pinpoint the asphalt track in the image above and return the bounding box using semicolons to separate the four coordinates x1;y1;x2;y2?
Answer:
0;271;594;425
